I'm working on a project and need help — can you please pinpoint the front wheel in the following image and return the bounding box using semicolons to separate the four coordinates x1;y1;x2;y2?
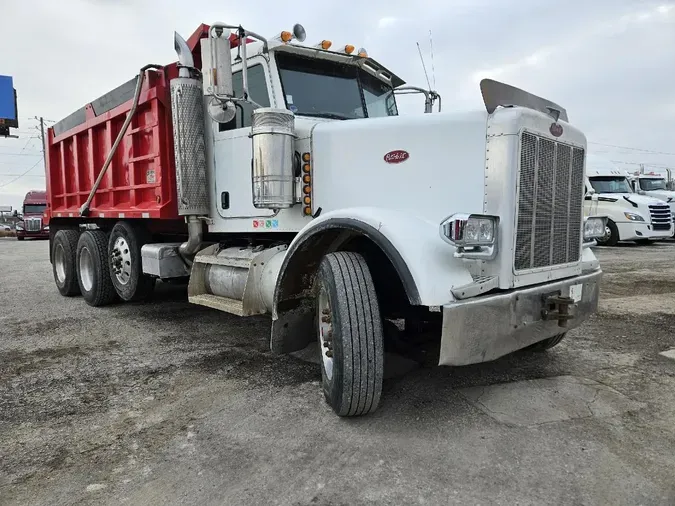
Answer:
315;252;384;417
17;236;24;241
525;333;566;352
596;219;619;246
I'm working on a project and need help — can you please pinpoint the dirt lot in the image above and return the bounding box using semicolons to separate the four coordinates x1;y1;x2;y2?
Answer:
1;238;675;505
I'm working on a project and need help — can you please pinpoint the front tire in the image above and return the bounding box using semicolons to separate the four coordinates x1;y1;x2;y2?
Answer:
77;230;118;307
315;252;384;417
108;221;155;302
52;229;81;296
526;333;566;351
596;219;619;246
17;236;24;241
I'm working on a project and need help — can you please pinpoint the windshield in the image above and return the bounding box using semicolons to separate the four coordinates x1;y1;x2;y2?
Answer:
639;178;667;191
589;176;632;194
276;52;397;120
23;204;46;214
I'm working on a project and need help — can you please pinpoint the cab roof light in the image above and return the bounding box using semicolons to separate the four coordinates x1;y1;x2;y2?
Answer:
344;44;355;54
275;23;307;44
357;47;368;57
314;40;332;50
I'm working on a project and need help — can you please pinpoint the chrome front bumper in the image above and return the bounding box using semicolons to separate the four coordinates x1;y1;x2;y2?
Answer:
439;269;602;366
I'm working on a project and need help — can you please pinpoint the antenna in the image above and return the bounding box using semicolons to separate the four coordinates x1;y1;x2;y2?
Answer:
416;42;431;90
429;30;436;90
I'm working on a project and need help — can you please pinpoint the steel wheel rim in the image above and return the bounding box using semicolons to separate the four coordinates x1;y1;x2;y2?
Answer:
318;287;334;381
79;247;95;292
54;244;67;284
111;236;132;286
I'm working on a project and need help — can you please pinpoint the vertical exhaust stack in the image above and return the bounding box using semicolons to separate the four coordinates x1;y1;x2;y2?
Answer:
172;32;209;257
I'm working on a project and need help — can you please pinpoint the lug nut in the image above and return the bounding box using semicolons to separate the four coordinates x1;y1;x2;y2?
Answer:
321;315;331;323
325;350;333;358
322;308;330;315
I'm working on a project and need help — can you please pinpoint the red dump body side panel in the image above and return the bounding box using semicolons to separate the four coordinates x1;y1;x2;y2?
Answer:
46;65;180;220
45;24;249;222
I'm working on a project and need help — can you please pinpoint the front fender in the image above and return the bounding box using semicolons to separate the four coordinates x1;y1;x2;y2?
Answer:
274;207;473;314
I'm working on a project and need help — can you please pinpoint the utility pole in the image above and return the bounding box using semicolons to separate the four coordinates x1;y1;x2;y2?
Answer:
37;116;46;168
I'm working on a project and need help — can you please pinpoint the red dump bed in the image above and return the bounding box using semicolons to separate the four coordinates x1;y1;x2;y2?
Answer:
45;24;225;221
46;65;179;220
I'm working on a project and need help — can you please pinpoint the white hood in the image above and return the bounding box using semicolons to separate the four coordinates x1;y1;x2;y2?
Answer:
642;189;675;203
596;192;667;207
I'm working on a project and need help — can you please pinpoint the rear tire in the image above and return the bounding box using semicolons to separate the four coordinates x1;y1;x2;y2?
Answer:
77;230;118;307
526;333;566;351
315;252;384;417
52;229;81;296
108;221;155;302
596;219;619;246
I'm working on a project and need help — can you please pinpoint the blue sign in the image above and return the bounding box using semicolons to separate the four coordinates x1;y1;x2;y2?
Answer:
0;75;18;127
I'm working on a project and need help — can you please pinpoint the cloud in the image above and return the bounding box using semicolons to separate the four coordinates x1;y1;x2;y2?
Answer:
377;17;397;29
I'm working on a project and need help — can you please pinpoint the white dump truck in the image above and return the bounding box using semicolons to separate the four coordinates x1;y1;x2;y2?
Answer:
46;22;605;417
585;156;672;245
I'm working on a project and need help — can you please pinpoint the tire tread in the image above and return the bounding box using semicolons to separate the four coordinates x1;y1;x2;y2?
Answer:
53;229;81;296
78;230;118;307
321;251;383;417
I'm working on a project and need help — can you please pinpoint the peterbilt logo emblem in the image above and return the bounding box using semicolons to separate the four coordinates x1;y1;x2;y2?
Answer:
549;123;563;137
384;150;409;164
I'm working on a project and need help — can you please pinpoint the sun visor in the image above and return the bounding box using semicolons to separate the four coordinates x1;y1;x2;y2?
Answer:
480;79;568;123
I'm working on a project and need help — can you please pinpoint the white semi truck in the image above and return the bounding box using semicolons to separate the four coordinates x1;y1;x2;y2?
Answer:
585;156;672;245
46;22;605;417
627;170;675;234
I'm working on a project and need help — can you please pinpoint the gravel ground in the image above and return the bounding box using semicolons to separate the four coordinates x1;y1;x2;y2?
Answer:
1;237;675;505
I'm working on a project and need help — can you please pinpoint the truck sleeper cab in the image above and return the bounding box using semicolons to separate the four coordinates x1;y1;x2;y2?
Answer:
46;22;603;418
585;156;672;245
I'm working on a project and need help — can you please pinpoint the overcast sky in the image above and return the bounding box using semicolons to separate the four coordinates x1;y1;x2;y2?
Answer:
1;0;674;213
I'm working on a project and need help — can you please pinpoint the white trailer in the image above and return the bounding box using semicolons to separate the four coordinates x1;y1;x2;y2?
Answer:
49;22;605;417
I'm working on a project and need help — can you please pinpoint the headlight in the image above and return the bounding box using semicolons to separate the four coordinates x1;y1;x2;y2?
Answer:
43;225;49;231
624;212;645;222
584;216;607;239
439;213;499;259
15;223;24;231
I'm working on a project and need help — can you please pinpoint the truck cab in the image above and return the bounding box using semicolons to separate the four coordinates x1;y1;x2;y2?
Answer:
16;190;49;241
628;172;675;231
585;156;672;245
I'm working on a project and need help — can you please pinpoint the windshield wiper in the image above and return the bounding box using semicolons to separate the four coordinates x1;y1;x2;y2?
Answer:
296;112;355;120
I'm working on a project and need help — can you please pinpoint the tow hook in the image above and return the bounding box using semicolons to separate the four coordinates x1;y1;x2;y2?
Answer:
541;294;576;328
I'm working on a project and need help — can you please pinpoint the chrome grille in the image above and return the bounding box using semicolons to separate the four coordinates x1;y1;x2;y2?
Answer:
649;204;671;231
515;132;585;271
25;217;42;232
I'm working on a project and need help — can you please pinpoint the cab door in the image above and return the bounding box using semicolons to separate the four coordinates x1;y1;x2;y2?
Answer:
211;61;276;219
